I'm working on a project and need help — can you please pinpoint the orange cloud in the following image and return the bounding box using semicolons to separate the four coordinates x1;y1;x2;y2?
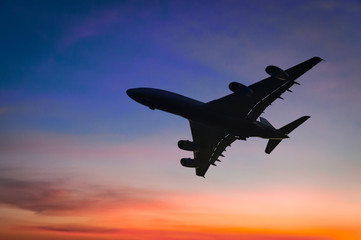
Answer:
10;224;340;240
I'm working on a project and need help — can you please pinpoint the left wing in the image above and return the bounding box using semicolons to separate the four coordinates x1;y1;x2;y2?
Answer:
245;56;323;121
204;57;323;121
189;121;238;177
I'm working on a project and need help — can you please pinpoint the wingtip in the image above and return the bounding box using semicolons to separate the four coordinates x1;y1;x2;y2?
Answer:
314;56;324;62
302;115;311;121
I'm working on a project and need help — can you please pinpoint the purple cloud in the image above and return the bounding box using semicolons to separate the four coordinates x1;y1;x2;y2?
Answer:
0;177;165;215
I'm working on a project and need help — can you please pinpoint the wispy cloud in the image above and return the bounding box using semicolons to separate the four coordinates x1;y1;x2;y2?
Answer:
59;7;121;49
0;177;164;215
58;1;163;50
19;224;334;240
16;223;334;240
23;224;123;234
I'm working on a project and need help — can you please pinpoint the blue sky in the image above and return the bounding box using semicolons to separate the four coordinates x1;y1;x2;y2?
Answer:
1;0;360;189
1;1;361;239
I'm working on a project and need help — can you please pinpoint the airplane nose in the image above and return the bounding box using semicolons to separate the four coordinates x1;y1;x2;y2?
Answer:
126;88;156;110
126;88;137;100
126;88;148;104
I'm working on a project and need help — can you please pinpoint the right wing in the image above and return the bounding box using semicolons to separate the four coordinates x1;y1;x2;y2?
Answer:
189;121;238;177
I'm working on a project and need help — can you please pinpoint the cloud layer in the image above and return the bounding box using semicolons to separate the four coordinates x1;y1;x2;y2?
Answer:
0;177;163;215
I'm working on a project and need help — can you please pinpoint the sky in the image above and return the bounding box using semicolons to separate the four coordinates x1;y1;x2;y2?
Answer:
1;0;361;239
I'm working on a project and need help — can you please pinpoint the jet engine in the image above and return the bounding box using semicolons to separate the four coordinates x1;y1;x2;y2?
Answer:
228;82;253;96
265;65;289;80
177;140;199;151
180;158;200;168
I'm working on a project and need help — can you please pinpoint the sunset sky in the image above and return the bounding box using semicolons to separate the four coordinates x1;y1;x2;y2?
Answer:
1;0;361;239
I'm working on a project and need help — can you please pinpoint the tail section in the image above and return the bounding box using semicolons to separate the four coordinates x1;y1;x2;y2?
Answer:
259;117;275;129
265;116;310;154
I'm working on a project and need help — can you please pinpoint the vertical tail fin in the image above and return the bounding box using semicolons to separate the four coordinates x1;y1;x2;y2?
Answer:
265;116;310;154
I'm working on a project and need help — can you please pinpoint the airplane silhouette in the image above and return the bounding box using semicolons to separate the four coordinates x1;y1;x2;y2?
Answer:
127;57;322;177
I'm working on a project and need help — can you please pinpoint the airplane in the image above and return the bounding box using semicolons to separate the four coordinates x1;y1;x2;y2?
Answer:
127;57;322;177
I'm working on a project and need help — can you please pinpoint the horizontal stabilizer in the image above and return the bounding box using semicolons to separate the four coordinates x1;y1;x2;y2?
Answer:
265;116;310;154
265;139;282;154
279;116;310;134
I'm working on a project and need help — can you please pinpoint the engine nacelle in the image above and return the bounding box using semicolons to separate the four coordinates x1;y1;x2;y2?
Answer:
178;140;199;151
228;82;253;96
180;158;201;168
265;65;289;80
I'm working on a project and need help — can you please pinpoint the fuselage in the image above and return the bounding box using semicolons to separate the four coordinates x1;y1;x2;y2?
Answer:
127;88;203;118
126;88;288;139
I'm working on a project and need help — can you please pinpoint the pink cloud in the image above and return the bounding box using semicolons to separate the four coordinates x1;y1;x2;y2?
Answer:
0;177;166;215
23;224;123;234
